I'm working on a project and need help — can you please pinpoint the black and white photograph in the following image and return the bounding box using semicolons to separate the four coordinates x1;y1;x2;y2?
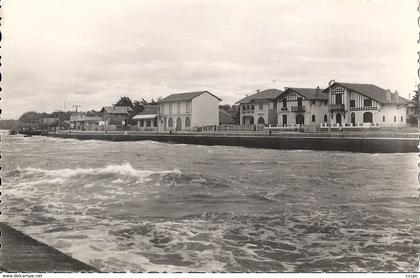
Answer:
1;0;419;274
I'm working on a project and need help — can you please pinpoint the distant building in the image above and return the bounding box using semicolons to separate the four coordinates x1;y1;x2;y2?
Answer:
100;106;133;126
236;89;283;126
277;87;328;127
70;113;102;130
132;105;158;131
41;117;57;126
157;91;221;131
324;82;409;127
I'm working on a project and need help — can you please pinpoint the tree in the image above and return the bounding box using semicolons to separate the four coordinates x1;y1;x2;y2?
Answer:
133;100;145;114
114;96;134;108
19;111;41;123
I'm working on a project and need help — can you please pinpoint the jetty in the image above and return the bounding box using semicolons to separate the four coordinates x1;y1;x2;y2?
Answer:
0;223;97;272
45;130;419;153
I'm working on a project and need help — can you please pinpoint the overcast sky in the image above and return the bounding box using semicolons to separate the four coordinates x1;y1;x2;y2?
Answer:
2;0;417;119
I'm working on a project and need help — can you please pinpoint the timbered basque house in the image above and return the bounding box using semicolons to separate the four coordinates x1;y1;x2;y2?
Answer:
324;82;409;127
277;87;328;127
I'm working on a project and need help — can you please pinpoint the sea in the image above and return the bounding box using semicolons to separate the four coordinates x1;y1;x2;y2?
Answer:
2;134;420;272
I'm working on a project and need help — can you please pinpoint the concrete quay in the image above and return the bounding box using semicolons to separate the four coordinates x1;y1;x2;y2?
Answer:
0;223;97;272
46;131;419;153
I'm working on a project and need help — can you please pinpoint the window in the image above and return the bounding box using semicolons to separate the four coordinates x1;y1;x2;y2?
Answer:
350;100;355;107
383;116;385;122
394;116;396;122
259;103;263;110
177;102;181;114
168;118;173;127
140;120;144;127
251;105;255;110
186;102;191;113
146;120;151;127
282;99;287;108
335;94;342;105
364;99;372;107
311;115;316;122
185;117;191;127
297;97;303;107
247;105;250;110
324;115;328;122
401;116;403;122
169;103;173;114
363;112;373;123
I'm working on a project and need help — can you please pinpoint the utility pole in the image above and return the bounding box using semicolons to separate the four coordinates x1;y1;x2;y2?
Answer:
328;79;335;134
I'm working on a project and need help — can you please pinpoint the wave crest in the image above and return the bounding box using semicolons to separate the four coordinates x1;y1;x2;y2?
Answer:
11;163;181;181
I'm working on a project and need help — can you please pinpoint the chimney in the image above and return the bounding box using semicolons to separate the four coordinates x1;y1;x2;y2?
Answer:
394;90;399;103
385;89;392;101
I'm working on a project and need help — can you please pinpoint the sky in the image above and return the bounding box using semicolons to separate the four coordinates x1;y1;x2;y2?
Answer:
2;0;418;119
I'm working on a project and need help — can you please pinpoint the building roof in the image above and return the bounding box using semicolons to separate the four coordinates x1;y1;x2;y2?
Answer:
283;87;327;100
132;106;158;120
101;106;133;114
236;89;283;104
324;82;409;104
159;91;221;102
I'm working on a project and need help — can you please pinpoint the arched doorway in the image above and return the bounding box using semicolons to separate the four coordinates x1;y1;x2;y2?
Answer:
311;115;316;123
176;117;182;131
250;117;254;125
336;113;342;124
296;114;304;125
363;112;373;123
257;117;265;124
185;117;191;127
168;118;173;128
324;114;328;122
351;113;355;126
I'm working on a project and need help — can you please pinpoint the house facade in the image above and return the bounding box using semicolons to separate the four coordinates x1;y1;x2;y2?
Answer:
157;91;221;131
324;82;408;127
237;89;283;126
132;105;158;131
100;106;133;126
69;113;102;130
277;87;328;127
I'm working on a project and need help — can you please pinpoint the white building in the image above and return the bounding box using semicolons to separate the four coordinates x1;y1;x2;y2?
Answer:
277;87;328;127
132;105;158;131
237;89;283;126
324;82;409;127
157;91;221;131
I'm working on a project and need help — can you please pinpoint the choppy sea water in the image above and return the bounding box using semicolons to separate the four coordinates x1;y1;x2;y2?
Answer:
2;134;420;272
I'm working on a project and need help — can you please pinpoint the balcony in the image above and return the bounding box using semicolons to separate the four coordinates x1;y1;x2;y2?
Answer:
329;104;345;111
280;107;288;111
242;110;255;114
291;106;305;112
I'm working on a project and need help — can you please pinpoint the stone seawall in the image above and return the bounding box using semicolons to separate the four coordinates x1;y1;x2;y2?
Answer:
46;132;418;153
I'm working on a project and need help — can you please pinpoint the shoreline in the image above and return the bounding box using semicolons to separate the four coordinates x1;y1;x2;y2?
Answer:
44;131;419;153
